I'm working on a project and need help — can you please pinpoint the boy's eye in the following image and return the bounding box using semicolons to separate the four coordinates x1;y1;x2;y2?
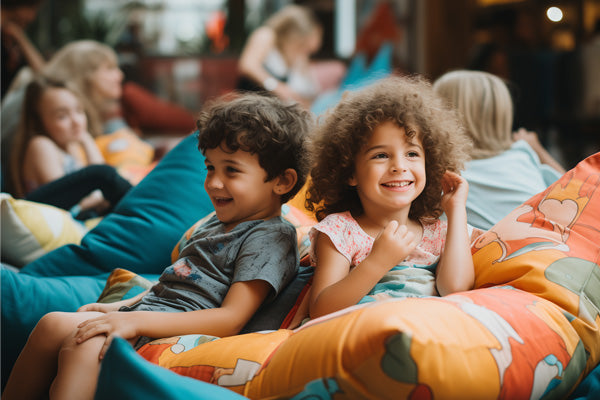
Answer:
226;166;240;173
205;165;214;171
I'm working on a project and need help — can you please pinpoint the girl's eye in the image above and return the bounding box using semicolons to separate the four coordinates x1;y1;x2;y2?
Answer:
407;151;420;158
373;153;387;159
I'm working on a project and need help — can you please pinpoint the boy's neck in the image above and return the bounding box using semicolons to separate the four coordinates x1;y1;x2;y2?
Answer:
222;206;282;232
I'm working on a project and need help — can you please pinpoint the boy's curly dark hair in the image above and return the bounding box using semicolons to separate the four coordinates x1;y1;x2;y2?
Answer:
197;93;313;203
306;75;472;222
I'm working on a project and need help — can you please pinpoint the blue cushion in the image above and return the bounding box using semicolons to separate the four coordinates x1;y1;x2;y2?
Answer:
0;267;107;387
21;132;212;277
96;337;247;400
311;42;393;116
569;364;600;400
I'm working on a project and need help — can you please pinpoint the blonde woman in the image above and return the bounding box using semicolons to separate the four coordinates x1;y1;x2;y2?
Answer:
433;70;566;230
236;5;323;108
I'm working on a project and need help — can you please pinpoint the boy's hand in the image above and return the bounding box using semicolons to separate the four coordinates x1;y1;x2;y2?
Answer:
440;171;469;216
75;312;139;359
369;220;418;271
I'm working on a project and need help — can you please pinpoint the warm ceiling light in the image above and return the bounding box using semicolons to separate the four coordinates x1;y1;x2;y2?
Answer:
547;6;563;22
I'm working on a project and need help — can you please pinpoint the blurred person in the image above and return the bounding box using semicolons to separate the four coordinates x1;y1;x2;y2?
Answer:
1;0;45;100
433;70;566;230
236;4;323;108
9;76;131;218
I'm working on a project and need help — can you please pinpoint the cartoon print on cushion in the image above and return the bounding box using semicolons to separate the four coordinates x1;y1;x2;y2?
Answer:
545;258;600;326
289;378;343;400
211;358;262;386
375;289;580;399
380;333;434;400
472;171;600;264
447;290;581;400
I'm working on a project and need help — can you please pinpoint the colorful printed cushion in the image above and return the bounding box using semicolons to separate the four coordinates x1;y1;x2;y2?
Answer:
0;194;89;267
471;152;600;375
128;152;599;399
97;337;248;400
95;128;155;170
136;288;583;399
97;268;155;304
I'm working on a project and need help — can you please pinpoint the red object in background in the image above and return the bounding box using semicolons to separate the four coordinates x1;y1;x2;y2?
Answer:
355;2;403;63
205;11;229;54
121;81;197;135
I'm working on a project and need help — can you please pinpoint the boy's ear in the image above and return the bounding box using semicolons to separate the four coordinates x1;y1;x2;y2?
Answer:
274;168;298;196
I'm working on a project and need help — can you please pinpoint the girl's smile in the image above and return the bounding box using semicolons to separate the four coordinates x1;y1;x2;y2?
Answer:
350;121;426;224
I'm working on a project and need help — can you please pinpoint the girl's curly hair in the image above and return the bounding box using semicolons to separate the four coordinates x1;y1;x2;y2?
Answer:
306;75;472;222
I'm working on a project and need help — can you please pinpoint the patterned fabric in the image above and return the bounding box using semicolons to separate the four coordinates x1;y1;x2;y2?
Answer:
131;153;600;400
309;212;447;299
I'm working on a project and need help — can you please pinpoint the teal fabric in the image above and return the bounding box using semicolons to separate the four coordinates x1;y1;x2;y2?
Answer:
569;365;600;400
0;267;108;387
21;132;212;277
1;133;211;388
311;42;393;116
96;337;248;400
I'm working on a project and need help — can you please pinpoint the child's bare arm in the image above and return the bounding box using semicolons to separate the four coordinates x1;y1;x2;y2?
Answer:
309;224;417;319
74;280;271;359
436;171;474;295
26;136;67;185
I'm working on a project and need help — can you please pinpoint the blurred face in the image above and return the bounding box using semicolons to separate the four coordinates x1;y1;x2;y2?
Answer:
281;29;322;65
90;61;123;101
203;145;282;231
38;87;88;148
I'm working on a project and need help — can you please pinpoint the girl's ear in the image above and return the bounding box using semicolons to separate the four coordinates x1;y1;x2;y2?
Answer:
274;168;298;196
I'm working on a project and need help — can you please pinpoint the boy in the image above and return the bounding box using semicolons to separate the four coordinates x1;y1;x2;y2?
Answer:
3;93;313;400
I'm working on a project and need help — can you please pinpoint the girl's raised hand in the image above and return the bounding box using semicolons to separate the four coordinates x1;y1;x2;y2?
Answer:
369;220;418;272
440;171;469;216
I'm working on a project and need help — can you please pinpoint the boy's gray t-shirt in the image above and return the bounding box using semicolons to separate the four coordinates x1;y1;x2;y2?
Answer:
124;215;298;313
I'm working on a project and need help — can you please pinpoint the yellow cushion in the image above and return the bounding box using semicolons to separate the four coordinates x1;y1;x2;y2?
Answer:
0;193;89;267
95;128;155;169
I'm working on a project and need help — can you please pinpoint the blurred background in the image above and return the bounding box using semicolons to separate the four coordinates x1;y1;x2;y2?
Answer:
23;0;600;168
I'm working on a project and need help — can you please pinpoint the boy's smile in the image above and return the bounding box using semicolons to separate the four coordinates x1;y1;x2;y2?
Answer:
204;145;282;231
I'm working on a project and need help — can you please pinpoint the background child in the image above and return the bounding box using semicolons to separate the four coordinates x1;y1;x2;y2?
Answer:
433;70;566;230
2;93;313;400
8;76;131;217
237;4;323;108
305;75;474;319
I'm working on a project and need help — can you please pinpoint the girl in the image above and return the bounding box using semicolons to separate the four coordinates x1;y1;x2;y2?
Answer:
237;4;323;108
9;76;131;216
305;75;475;319
433;70;565;230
